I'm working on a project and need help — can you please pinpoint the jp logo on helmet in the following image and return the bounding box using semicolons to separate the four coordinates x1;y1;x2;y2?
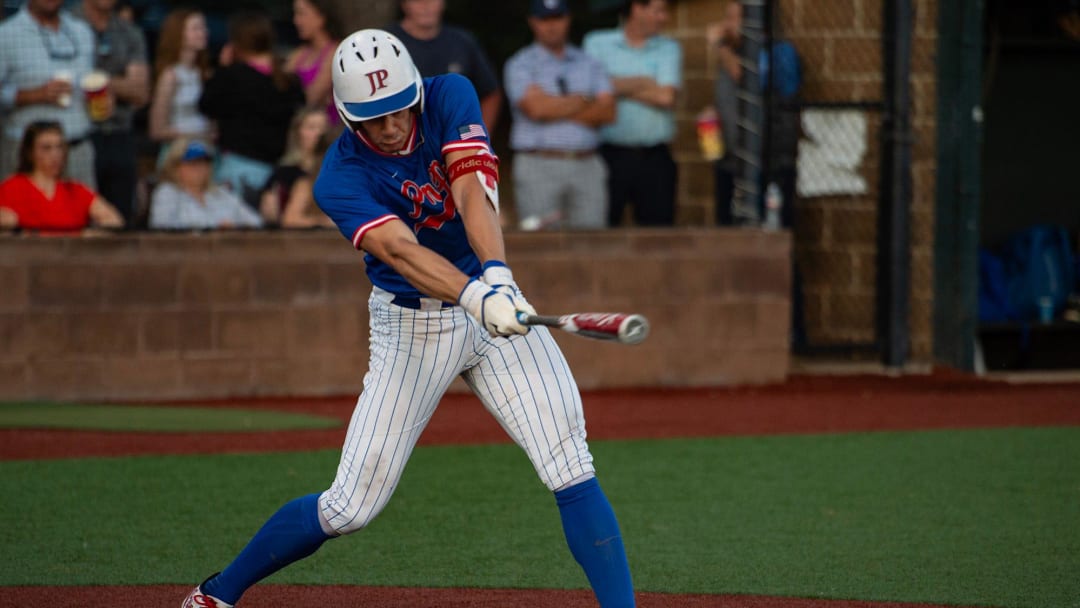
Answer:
333;29;425;125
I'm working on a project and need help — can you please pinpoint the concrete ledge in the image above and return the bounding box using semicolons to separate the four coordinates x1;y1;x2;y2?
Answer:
0;228;791;400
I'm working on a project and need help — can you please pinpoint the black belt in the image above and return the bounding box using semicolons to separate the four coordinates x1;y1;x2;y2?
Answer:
519;149;596;159
391;295;453;310
603;143;668;153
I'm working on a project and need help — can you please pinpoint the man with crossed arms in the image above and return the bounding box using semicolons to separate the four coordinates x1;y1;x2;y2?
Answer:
505;0;616;231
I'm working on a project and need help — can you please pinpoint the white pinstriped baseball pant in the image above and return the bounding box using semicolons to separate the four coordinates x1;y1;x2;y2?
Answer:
318;287;595;535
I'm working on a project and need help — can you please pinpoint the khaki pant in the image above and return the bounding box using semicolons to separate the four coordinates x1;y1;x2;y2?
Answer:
511;152;608;230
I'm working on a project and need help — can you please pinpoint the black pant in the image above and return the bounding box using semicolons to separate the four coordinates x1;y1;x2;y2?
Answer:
714;162;737;226
599;143;677;227
91;130;138;224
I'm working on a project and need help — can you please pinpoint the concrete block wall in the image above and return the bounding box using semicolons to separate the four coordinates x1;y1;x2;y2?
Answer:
672;0;939;359
0;229;790;401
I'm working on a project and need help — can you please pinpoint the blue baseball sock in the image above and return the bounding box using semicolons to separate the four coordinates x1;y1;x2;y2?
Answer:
555;477;635;607
203;493;333;605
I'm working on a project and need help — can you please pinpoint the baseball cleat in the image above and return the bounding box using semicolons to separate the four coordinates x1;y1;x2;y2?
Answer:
181;574;233;608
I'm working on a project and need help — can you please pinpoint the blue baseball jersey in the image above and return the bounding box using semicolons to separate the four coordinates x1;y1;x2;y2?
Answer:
314;74;492;298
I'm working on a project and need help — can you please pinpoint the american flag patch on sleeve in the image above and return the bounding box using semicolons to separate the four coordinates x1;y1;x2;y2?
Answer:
457;124;487;140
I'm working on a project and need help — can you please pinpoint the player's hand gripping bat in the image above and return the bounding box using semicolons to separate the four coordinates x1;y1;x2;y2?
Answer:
516;311;650;345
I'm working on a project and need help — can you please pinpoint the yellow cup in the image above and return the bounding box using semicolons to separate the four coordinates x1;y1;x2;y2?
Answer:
81;71;111;122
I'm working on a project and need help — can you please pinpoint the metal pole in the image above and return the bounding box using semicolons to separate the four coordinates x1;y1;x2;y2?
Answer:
878;0;914;368
735;0;766;223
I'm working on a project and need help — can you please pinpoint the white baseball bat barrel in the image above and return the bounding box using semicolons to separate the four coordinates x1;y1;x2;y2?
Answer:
516;312;650;345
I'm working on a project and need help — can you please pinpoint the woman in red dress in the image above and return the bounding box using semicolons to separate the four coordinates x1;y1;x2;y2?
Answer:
0;121;124;233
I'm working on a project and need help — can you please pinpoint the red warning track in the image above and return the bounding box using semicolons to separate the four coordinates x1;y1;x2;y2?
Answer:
3;372;1079;461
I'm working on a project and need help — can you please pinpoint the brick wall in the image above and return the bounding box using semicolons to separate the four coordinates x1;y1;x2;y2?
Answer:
672;0;938;359
0;229;790;401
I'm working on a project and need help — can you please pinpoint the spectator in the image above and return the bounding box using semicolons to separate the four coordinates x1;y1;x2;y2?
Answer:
71;0;150;225
259;105;335;228
0;120;123;232
199;9;305;208
0;0;98;188
285;0;342;126
583;0;681;226
148;8;212;164
386;0;502;130
148;137;262;230
504;0;615;230
707;1;742;226
708;1;801;227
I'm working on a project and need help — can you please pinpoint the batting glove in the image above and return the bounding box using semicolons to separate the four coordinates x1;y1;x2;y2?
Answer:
480;260;538;317
458;279;529;337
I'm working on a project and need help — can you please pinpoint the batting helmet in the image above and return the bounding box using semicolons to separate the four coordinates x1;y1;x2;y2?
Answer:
332;29;425;127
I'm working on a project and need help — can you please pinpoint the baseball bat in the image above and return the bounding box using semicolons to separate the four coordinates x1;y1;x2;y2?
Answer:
516;311;650;345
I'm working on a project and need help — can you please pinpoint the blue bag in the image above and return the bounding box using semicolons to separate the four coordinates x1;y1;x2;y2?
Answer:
759;40;802;99
978;249;1013;323
1001;225;1075;321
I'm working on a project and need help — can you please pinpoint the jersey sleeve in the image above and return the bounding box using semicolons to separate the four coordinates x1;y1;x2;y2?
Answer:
433;74;492;157
313;142;400;250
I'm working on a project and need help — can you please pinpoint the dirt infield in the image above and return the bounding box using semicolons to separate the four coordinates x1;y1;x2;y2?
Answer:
6;371;1079;607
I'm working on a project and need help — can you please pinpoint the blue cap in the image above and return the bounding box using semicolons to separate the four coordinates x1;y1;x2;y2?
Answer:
530;0;569;17
180;140;213;162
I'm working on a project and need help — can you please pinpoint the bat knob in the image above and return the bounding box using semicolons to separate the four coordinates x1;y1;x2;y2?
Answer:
618;314;650;345
515;311;530;324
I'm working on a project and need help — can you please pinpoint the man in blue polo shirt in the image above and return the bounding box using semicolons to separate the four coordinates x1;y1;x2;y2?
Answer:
584;0;681;226
505;0;615;230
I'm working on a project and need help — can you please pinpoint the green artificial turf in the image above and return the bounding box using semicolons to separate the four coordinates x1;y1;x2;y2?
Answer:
0;402;341;432
1;427;1078;608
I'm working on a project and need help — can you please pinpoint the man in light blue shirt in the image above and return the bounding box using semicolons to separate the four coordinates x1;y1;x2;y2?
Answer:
0;0;97;187
505;0;615;230
584;0;681;226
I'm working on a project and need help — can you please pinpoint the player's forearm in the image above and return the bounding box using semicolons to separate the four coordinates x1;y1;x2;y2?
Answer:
385;239;472;303
453;176;506;265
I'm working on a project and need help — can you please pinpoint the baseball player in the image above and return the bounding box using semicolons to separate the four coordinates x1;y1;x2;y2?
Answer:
182;29;636;608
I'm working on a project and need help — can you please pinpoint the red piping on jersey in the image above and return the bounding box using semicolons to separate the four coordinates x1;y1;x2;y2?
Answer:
442;141;490;156
352;214;400;249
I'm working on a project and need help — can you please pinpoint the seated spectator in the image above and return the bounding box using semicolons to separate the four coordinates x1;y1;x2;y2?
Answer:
259;106;335;228
0;121;123;233
148;138;262;230
148;8;213;165
199;9;305;208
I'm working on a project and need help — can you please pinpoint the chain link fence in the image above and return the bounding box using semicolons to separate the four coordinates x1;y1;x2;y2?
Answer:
726;0;932;357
